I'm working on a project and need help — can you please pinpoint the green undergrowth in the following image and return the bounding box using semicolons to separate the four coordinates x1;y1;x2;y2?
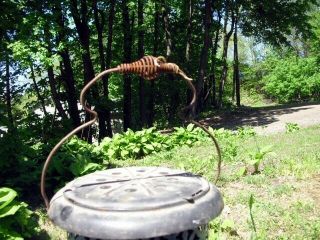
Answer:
40;125;320;239
109;125;320;239
0;187;40;239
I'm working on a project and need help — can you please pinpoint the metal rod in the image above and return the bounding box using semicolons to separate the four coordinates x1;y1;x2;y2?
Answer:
41;56;222;209
41;67;120;209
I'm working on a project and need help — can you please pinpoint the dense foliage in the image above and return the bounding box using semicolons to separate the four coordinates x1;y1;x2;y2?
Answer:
1;0;318;140
0;0;319;237
0;187;39;239
262;55;320;102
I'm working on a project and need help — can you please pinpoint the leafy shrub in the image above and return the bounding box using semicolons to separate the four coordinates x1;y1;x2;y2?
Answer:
207;127;239;162
262;55;320;102
247;145;273;174
171;124;208;145
236;126;256;138
98;127;170;160
285;122;300;133
50;137;105;183
0;187;39;239
97;124;215;161
0;133;44;194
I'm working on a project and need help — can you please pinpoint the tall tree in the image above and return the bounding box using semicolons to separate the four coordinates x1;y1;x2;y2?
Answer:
210;9;222;107
43;25;67;120
196;0;213;111
218;0;234;108
122;0;133;131
162;0;172;57
70;0;95;85
54;2;81;129
5;52;14;132
185;0;193;62
93;0;112;140
161;0;179;123
233;4;240;106
104;0;116;137
30;64;48;117
70;0;97;142
147;0;160;127
138;0;146;127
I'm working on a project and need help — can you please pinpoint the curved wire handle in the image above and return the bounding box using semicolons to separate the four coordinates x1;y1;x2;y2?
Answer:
41;56;222;209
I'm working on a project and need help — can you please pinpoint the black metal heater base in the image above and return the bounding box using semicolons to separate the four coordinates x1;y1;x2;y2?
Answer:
50;167;223;239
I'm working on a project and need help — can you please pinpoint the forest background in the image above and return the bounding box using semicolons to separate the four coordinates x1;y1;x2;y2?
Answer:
0;0;320;238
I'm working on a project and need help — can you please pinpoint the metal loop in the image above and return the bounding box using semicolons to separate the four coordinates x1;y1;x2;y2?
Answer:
41;55;221;209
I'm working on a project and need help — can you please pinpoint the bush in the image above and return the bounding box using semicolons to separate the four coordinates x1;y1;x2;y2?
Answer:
0;187;39;239
262;55;320;102
49;137;105;188
285;122;300;133
97;125;253;164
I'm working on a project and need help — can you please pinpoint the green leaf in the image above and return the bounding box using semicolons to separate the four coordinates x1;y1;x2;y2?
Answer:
133;147;140;153
221;219;235;231
120;150;129;158
145;144;154;151
187;123;195;131
237;166;247;176
0;188;17;210
80;163;102;175
0;226;23;240
249;194;255;210
0;203;21;218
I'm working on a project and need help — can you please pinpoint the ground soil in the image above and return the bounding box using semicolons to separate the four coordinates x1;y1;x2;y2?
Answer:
200;103;320;134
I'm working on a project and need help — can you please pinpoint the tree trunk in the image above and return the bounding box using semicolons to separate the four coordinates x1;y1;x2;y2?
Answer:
233;9;240;107
162;1;172;57
47;67;67;119
104;0;116;136
185;0;193;61
70;0;96;142
93;0;105;87
147;1;160;127
5;53;14;132
218;1;234;108
30;64;48;117
93;0;111;140
43;25;67;120
70;0;95;85
122;0;133;131
60;54;81;128
210;10;222;107
161;0;179;123
138;0;146;128
54;1;81;130
196;0;212;112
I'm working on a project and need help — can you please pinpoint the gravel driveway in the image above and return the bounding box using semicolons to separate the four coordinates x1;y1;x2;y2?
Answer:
254;104;320;134
202;103;320;135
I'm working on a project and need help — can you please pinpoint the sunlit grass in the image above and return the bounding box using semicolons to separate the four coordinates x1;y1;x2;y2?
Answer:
38;125;320;239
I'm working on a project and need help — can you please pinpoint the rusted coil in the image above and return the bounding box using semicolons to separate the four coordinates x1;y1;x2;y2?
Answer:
118;56;180;80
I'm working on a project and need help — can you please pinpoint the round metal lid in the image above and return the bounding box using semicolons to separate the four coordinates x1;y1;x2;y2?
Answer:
49;167;224;239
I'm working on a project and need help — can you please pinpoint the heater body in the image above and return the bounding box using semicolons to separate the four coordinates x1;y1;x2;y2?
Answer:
48;167;223;239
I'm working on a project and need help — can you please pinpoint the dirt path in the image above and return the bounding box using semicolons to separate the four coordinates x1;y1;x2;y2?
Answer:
201;103;320;134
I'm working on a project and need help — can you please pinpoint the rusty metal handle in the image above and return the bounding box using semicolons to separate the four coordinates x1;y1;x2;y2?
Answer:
41;56;221;209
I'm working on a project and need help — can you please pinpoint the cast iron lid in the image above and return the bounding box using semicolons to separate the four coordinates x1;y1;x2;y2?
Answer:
49;166;224;239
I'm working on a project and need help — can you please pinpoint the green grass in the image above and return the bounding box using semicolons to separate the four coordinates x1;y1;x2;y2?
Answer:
39;125;320;239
